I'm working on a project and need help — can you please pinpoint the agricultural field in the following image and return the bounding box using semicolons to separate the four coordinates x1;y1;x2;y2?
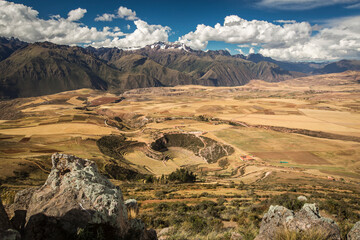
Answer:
0;71;360;238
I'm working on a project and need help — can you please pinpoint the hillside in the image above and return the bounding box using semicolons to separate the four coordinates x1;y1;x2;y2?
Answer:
0;39;303;98
0;42;164;98
91;42;297;86
241;53;327;73
313;59;360;74
0;37;28;61
0;39;359;99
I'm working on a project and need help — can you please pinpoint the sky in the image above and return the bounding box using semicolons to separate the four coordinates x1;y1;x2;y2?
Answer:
0;0;360;61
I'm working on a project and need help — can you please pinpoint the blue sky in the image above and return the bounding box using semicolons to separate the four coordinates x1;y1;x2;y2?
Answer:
1;0;360;61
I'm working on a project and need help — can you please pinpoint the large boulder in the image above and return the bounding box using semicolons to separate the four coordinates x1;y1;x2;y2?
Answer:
15;152;158;240
255;203;340;240
25;153;129;237
348;221;360;240
255;205;294;240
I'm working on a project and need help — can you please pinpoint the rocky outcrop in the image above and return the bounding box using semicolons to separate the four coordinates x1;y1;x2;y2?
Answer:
255;203;340;240
9;153;156;240
348;221;360;240
26;153;128;236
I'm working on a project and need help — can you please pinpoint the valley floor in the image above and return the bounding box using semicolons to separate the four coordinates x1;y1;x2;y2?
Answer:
0;71;359;239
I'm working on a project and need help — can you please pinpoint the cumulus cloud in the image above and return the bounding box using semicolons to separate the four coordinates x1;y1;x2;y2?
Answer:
67;8;87;21
179;14;360;61
257;0;359;10
91;20;170;48
0;0;169;49
95;13;116;22
95;6;138;22
259;15;360;61
178;15;311;50
0;0;114;44
117;6;137;20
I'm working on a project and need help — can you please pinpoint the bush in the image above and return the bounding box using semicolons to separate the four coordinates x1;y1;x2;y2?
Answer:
218;158;229;169
320;199;358;221
168;168;196;183
267;194;304;211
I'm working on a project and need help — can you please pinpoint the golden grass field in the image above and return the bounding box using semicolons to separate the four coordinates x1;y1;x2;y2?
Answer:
0;71;359;191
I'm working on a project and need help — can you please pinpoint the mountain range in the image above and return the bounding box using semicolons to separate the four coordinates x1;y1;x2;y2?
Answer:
0;37;359;99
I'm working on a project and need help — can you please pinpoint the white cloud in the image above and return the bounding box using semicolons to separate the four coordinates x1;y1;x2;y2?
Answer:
249;47;255;54
235;49;244;55
117;6;137;20
67;8;87;22
0;0;113;44
113;27;121;32
274;20;296;24
0;0;170;50
259;15;360;61
179;14;360;61
178;16;311;50
90;20;170;49
345;2;360;8
95;13;116;22
257;0;359;10
127;24;131;30
95;6;138;22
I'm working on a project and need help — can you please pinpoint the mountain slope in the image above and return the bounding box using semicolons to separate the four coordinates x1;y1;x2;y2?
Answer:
313;60;360;74
0;37;28;61
0;40;316;99
91;43;297;86
0;42;164;98
241;53;327;74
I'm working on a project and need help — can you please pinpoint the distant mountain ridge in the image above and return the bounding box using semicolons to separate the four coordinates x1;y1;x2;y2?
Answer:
0;37;359;99
237;53;328;74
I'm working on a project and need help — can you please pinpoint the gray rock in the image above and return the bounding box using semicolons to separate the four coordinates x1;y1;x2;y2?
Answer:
255;203;340;240
288;203;340;239
255;205;294;240
348;221;360;240
25;153;129;237
297;195;307;202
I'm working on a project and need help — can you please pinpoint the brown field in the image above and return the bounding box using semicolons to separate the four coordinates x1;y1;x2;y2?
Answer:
0;71;359;196
251;151;330;165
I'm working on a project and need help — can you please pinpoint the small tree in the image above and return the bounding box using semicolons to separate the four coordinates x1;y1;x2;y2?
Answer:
218;158;229;169
168;168;196;183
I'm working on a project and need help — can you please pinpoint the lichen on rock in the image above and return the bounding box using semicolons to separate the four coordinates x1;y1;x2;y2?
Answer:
255;203;340;240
